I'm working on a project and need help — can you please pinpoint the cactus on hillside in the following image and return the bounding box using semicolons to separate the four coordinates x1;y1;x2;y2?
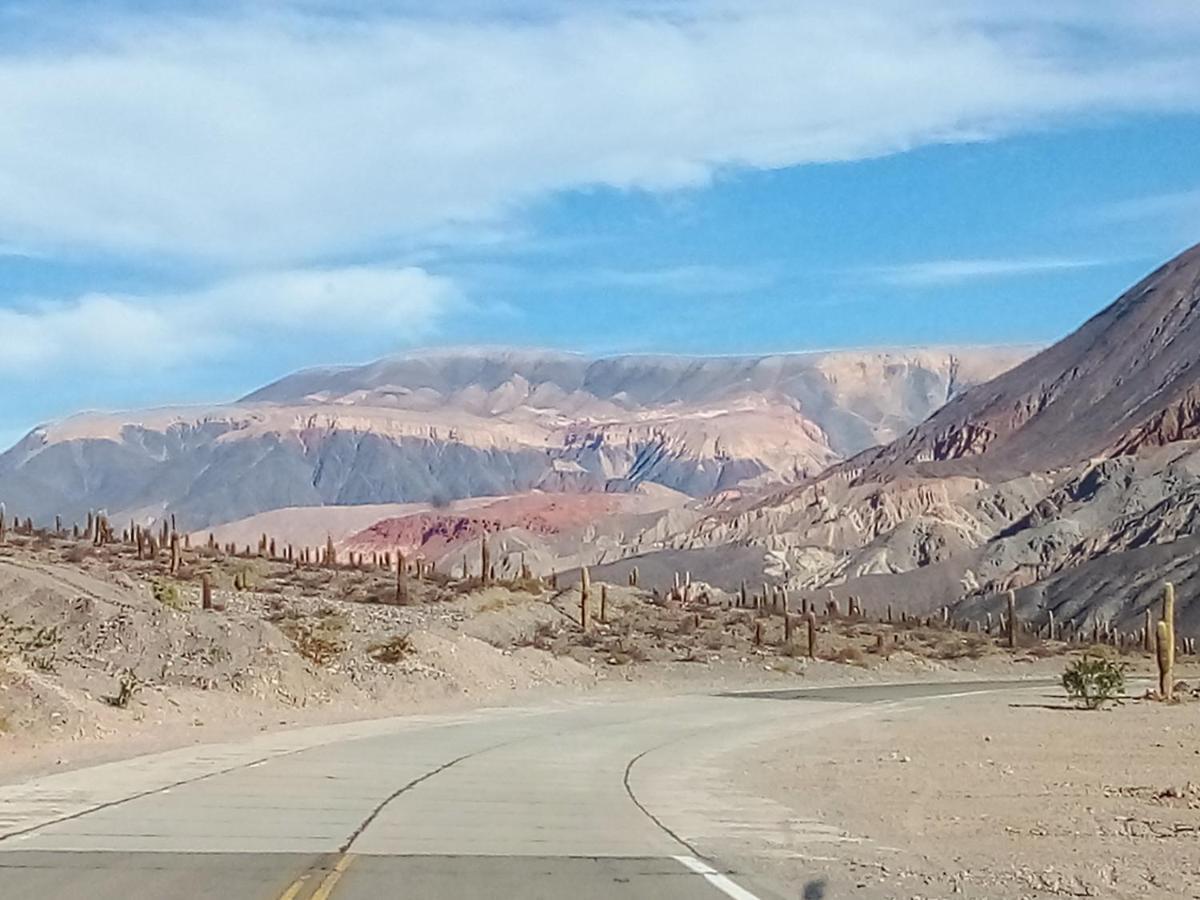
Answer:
579;566;591;629
396;552;409;604
1157;582;1176;700
480;537;491;585
1006;590;1017;649
806;612;817;659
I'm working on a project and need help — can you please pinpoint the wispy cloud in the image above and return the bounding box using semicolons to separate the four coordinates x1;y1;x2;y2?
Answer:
0;3;1198;265
864;256;1112;287
0;265;461;374
1095;187;1200;227
573;264;773;295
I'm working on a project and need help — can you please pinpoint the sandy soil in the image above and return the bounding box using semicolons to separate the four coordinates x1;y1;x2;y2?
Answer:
731;672;1200;900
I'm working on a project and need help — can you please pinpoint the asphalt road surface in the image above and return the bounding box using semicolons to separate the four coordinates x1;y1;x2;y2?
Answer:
0;680;1042;899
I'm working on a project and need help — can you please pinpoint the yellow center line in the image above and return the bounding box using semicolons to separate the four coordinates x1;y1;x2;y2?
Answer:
276;853;356;900
277;873;311;900
311;853;356;900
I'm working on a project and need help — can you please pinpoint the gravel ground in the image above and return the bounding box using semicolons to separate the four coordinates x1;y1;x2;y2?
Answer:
728;674;1200;899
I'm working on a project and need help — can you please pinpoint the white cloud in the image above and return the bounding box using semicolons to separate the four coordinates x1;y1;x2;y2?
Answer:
0;265;460;374
0;2;1198;264
1096;188;1200;228
866;256;1111;287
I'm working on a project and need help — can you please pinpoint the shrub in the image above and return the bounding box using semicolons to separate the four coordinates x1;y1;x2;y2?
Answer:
152;579;184;609
1062;654;1126;710
368;633;413;664
103;669;141;708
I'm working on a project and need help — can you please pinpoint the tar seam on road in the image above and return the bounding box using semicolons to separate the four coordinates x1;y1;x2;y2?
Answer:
338;751;477;853
622;744;702;857
0;746;313;843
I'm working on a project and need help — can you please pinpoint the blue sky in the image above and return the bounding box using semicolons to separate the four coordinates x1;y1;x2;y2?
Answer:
2;1;1200;447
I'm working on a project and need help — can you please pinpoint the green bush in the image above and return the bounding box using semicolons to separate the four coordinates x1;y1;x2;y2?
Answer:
1062;654;1126;710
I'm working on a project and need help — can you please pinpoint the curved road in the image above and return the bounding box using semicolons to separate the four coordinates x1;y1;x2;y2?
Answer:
0;680;1041;899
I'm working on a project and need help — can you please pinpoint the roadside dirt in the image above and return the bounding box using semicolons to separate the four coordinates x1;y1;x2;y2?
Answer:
730;679;1200;899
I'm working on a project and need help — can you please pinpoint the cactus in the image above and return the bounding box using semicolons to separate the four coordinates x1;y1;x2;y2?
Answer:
169;532;181;575
805;612;817;659
628;566;639;588
1047;609;1056;641
1006;590;1017;649
201;574;213;611
739;580;748;609
754;620;762;645
396;552;409;604
1157;582;1176;700
600;584;608;624
784;613;793;643
480;537;491;585
579;566;591;629
325;535;337;567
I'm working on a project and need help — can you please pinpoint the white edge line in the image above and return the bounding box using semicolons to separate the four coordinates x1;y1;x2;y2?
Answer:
674;855;763;900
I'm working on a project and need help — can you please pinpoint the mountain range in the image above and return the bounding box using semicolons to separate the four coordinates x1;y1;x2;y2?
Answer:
0;346;1027;529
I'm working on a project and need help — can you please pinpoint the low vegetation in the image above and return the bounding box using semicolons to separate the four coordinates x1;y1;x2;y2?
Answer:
1062;654;1126;710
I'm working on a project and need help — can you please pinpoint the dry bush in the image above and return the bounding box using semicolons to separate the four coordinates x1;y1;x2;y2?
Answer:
64;545;93;564
779;640;808;658
282;623;345;666
152;579;185;610
505;576;546;595
1025;641;1066;659
368;633;413;664
928;633;991;660
824;645;867;666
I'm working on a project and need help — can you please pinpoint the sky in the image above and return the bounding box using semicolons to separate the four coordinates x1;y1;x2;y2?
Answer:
2;0;1200;447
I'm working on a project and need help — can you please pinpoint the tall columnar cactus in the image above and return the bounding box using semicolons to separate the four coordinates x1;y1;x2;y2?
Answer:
396;552;409;604
600;584;608;624
628;566;639;588
805;612;817;659
201;574;213;611
0;505;6;542
169;533;181;575
1006;590;1017;649
579;566;591;629
325;535;337;568
1144;608;1154;653
480;537;491;585
1158;582;1176;700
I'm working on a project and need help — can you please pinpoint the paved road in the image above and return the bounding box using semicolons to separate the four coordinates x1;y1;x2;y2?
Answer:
0;680;1043;898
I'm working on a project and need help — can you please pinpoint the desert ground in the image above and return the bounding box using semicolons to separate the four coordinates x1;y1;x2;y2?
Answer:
2;522;1196;899
732;684;1200;899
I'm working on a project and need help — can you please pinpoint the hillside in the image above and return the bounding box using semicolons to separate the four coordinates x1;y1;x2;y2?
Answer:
0;346;1027;530
852;243;1200;480
638;245;1200;633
